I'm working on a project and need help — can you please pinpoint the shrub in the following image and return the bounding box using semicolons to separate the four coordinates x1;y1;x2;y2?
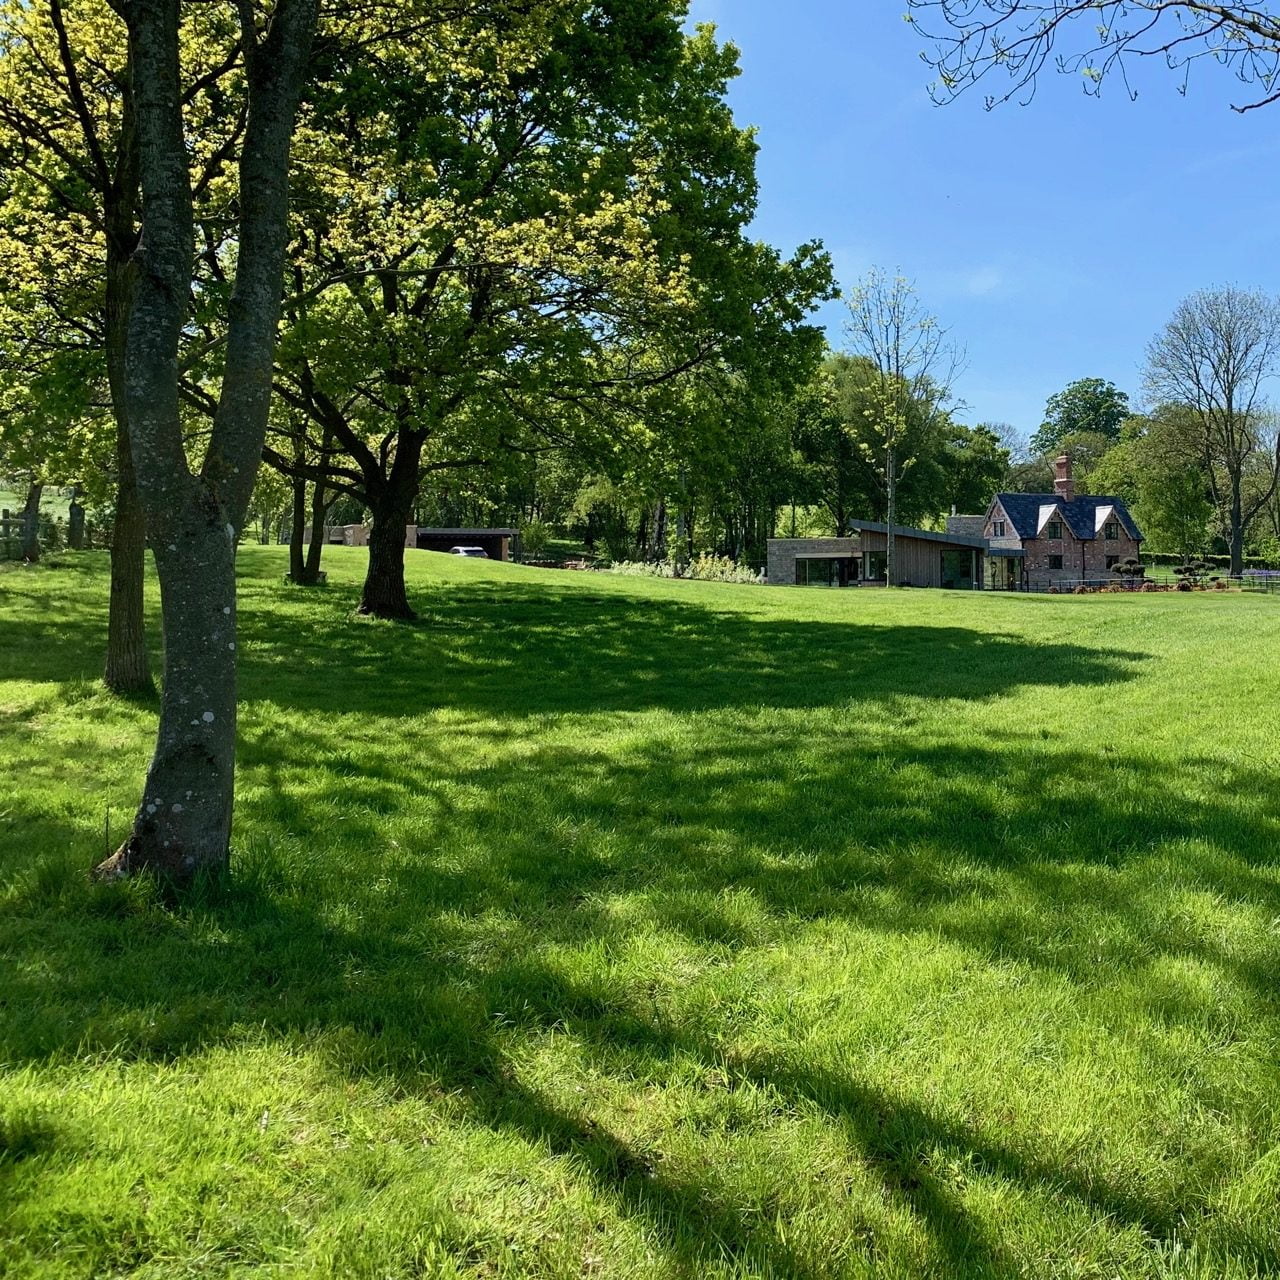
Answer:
1173;560;1214;588
609;555;763;585
609;559;678;579
519;519;549;560
686;553;763;584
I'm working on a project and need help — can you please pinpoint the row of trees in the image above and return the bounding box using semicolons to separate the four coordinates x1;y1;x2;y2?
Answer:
315;269;1005;587
317;276;1280;587
6;0;1280;888
0;0;836;882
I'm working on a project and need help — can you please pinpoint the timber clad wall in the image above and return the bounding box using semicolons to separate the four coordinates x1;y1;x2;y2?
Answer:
858;531;945;588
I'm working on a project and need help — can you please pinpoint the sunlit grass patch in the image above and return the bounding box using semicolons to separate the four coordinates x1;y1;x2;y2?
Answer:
2;547;1279;1277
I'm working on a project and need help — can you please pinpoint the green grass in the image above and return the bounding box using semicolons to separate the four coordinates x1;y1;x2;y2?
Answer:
3;548;1280;1279
0;488;72;520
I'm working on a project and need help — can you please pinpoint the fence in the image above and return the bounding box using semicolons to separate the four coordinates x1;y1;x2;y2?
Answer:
1242;570;1280;594
1;509;106;560
1012;574;1280;595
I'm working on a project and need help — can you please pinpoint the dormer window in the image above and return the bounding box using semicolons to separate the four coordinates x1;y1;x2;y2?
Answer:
1046;520;1063;540
1105;521;1119;540
992;520;1006;537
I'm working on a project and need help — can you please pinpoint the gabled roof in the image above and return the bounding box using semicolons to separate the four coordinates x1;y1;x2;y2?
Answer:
992;493;1143;542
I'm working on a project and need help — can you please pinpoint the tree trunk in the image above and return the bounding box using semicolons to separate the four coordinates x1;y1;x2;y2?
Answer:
97;0;317;886
104;423;153;694
288;474;307;580
303;467;328;580
886;444;897;586
361;508;415;618
68;488;86;549
95;524;238;881
102;79;153;696
1228;478;1245;577
358;431;422;618
20;482;43;561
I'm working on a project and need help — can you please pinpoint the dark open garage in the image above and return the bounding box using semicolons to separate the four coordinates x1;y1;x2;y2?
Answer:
415;528;518;560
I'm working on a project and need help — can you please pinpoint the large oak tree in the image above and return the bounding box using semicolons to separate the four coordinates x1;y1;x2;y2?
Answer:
246;8;831;618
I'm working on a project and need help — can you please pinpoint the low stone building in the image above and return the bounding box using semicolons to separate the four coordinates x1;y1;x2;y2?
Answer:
766;521;987;589
415;527;517;560
983;454;1142;590
309;524;415;549
307;525;517;558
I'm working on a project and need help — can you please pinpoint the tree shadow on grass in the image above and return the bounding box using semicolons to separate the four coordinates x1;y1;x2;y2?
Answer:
6;569;1278;1273
0;577;1149;718
6;725;1280;1273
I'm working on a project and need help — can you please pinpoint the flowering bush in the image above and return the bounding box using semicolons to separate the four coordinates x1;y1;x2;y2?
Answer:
685;553;764;584
609;555;763;585
608;560;679;578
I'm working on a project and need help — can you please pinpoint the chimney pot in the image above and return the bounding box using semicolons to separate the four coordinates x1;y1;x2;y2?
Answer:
1054;452;1074;502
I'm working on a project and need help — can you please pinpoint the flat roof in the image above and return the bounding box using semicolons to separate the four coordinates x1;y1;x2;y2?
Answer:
846;520;988;550
416;528;517;536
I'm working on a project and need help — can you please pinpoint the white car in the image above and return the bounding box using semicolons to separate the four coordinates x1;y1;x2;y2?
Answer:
448;545;489;558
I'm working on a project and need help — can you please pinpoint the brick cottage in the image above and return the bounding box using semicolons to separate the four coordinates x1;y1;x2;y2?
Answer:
984;454;1143;591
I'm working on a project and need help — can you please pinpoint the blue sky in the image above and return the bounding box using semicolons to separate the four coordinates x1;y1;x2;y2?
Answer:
685;1;1280;446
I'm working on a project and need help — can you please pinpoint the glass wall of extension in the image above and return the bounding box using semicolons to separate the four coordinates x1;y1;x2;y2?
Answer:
941;549;976;590
796;555;859;586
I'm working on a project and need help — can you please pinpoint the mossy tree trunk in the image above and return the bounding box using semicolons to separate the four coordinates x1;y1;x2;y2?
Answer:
95;0;316;886
20;481;43;562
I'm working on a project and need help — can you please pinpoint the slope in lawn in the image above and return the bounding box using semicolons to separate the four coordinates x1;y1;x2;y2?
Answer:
2;547;1279;1279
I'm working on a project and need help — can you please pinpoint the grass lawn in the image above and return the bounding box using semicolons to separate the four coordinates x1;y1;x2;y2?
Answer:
0;489;72;520
3;548;1280;1279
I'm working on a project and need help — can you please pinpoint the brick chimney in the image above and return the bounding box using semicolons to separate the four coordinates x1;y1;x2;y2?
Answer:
1054;453;1074;502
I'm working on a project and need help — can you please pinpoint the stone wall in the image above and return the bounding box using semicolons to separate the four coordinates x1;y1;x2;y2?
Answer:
766;537;857;585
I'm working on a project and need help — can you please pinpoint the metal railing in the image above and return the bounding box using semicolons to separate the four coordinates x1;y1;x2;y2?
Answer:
996;573;1280;595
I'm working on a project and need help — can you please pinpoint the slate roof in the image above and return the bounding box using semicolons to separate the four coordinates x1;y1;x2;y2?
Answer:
945;514;987;540
992;493;1143;543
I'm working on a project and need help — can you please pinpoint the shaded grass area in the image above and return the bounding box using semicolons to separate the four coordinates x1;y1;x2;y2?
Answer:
2;547;1280;1277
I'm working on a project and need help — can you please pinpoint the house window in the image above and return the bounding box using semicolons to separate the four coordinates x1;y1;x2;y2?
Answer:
1105;522;1119;540
1106;555;1119;569
992;520;1006;537
1046;520;1063;540
796;558;836;586
1048;554;1064;570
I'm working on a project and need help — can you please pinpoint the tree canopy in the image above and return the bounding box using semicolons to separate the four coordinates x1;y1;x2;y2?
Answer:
1030;378;1130;457
242;5;832;615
